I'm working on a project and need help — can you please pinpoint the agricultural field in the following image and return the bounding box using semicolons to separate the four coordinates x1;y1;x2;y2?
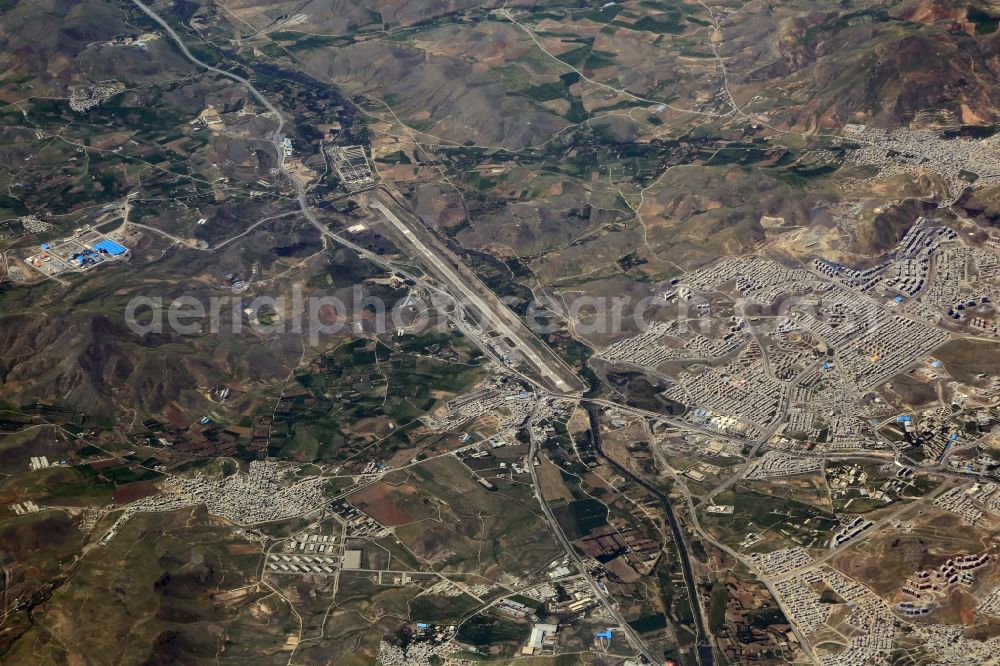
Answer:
3;0;1000;664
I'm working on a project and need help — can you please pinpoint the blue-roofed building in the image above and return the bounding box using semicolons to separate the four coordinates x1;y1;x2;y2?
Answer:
595;629;613;640
92;238;128;256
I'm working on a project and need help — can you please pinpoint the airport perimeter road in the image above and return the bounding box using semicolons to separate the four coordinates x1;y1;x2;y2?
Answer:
129;0;582;399
368;194;584;394
134;0;582;398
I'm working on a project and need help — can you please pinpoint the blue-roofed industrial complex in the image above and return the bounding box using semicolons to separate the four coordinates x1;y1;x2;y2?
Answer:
20;229;131;278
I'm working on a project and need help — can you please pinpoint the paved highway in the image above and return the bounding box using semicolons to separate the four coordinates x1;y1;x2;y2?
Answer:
584;403;714;666
525;410;659;664
133;0;586;400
